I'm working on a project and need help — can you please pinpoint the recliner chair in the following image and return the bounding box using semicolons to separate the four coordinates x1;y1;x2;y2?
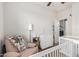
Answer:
4;36;38;57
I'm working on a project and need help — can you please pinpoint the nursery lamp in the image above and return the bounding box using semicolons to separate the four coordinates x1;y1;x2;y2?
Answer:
28;24;33;42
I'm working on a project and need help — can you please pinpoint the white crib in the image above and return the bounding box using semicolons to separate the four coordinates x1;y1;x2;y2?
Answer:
29;36;79;57
30;43;68;57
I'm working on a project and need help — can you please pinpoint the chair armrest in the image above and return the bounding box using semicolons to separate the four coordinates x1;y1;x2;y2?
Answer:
27;43;36;48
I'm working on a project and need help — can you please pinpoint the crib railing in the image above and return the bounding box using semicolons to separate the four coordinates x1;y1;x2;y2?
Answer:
29;43;67;57
59;37;79;57
30;37;79;57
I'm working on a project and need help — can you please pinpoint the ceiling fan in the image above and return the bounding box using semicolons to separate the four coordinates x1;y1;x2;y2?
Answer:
47;2;66;6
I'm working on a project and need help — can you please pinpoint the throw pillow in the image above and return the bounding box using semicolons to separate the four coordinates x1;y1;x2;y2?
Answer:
9;35;28;52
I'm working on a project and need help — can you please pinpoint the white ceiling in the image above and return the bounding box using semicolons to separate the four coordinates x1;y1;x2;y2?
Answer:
33;2;72;12
48;2;72;12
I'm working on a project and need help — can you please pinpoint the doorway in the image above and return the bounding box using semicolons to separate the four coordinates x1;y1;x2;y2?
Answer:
59;19;67;36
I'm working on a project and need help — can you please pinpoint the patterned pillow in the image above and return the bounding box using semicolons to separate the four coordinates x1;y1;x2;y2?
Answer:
9;35;28;52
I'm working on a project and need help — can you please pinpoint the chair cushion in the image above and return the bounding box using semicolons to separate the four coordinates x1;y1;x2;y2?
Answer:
27;43;36;48
4;52;20;57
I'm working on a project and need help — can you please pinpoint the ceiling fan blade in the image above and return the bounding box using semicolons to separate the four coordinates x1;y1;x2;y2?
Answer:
61;2;65;4
47;2;52;6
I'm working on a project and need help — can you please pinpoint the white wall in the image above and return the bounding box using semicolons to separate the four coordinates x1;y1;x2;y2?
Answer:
57;3;79;36
0;2;4;53
72;3;79;36
57;6;72;36
4;2;56;42
0;3;4;40
54;18;59;44
5;2;79;46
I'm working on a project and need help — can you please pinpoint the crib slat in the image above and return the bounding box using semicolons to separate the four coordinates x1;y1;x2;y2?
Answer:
49;53;51;57
55;50;57;57
51;52;53;57
59;49;60;57
56;49;58;57
58;49;60;57
60;52;63;57
52;51;54;57
57;49;59;57
55;50;56;57
50;52;52;57
56;50;57;57
54;51;55;57
58;49;59;57
52;52;53;57
60;53;61;57
45;54;47;57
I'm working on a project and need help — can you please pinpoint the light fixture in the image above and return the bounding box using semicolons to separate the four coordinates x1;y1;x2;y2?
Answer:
28;24;33;42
